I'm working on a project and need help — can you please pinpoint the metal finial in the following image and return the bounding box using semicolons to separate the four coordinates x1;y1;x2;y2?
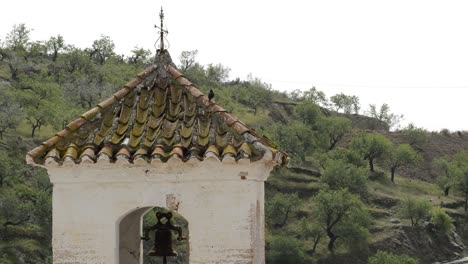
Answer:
155;7;168;51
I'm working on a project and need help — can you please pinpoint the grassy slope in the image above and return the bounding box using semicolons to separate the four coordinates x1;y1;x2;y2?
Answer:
267;163;468;262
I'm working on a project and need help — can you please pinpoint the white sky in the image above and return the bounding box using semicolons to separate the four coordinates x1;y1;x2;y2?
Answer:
1;0;468;131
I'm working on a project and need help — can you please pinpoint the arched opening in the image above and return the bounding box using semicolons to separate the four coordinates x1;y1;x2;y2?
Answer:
118;207;189;264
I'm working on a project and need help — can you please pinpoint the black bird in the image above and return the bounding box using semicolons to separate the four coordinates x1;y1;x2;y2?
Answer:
208;89;215;102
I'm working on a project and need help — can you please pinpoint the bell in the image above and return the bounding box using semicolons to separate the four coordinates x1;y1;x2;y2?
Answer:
149;227;177;256
142;211;185;261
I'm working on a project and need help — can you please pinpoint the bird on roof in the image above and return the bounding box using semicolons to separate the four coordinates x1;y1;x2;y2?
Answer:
208;89;215;102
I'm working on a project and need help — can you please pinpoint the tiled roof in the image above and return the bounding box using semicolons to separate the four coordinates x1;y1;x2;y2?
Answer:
26;50;287;166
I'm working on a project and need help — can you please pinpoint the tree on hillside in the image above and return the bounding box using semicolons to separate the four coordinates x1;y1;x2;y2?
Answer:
271;122;315;162
206;63;230;83
266;192;301;228
237;78;272;115
64;78;114;109
45;35;65;62
302;86;328;107
266;235;311;264
368;103;403;130
0;140;53;262
330;93;360;114
387;144;420;182
400;197;432;226
288;89;303;101
351;132;392;172
320;116;352;150
401;123;427;151
179;50;198;72
0;40;40;81
16;74;63;137
453;160;468;211
433;157;455;196
0;88;23;139
434;152;468;197
0;190;33;236
317;147;367;170
4;23;31;52
61;46;92;74
320;160;368;196
23;41;47;62
127;46;152;65
314;189;370;254
89;35;115;65
297;219;323;256
296;102;322;127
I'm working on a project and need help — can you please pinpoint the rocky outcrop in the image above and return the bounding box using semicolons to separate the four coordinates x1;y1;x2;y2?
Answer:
370;226;464;263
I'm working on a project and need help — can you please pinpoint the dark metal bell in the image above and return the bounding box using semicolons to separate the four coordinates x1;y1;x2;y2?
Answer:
142;211;185;263
149;228;177;256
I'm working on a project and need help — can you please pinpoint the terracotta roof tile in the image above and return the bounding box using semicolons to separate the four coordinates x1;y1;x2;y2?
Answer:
98;144;113;157
134;148;148;158
45;148;60;161
205;145;219;156
26;50;287;166
238;143;252;157
111;133;126;145
116;147;131;158
169;145;184;158
128;134;144;149
64;144;78;160
97;97;117;110
167;65;183;79
113;88;130;101
230;121;250;135
41;136;61;149
222;145;236;157
151;145;165;157
81;107;101;121
185;85;204;99
66;118;87;132
80;146;96;160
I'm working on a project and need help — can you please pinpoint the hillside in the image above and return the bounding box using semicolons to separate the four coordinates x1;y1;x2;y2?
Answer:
2;24;468;264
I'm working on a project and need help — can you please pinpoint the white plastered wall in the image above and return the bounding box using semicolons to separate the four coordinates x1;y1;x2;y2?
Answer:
45;158;274;264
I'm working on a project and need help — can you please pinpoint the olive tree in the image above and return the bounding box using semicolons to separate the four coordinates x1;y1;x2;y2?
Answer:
400;197;432;226
320;116;352;151
387;144;420;182
368;103;403;130
266;192;301;228
330;93;360;114
351;132;392;172
320;160;368;196
314;189;370;254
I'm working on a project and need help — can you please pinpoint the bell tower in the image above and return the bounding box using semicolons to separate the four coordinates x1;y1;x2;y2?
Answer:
26;9;286;264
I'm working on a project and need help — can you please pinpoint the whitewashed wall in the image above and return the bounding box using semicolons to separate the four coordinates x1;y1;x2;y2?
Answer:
46;158;274;264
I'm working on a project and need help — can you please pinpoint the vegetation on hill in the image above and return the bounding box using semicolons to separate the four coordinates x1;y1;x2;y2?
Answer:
1;24;468;263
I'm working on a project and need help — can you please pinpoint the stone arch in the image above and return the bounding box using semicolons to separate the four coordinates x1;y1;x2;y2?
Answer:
118;206;189;264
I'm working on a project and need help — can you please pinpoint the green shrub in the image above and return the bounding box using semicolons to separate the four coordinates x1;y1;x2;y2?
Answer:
400;197;432;226
368;250;418;264
320;159;368;196
431;207;454;234
266;235;311;264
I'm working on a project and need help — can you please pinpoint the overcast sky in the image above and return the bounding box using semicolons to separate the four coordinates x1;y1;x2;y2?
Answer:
1;0;468;131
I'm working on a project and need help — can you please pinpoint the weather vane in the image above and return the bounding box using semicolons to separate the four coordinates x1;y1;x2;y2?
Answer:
155;7;169;51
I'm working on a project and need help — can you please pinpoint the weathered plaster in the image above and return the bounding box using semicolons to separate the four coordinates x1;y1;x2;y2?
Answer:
46;159;274;264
